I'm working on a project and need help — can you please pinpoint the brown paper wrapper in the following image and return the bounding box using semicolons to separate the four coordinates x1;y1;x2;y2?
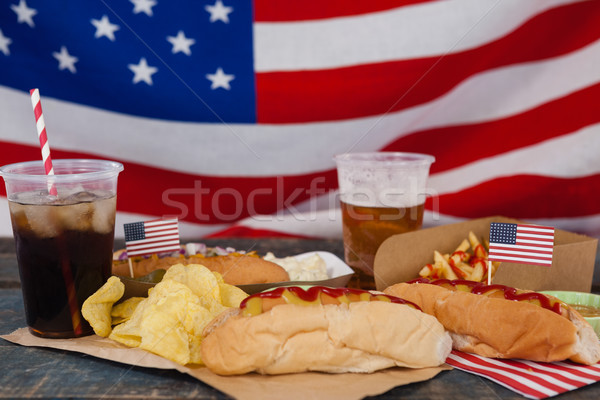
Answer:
374;215;598;292
1;328;450;400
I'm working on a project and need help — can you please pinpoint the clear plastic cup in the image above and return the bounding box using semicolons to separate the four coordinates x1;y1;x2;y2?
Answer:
0;159;123;338
334;152;434;290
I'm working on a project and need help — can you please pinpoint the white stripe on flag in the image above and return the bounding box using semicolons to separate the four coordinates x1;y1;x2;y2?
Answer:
517;238;554;245
447;353;558;398
125;233;180;245
481;358;579;391
517;226;555;234
126;239;180;251
488;243;553;252
486;255;552;265
523;361;598;383
127;245;181;256
518;232;554;240
144;225;177;232
488;249;553;258
137;228;179;238
254;0;572;72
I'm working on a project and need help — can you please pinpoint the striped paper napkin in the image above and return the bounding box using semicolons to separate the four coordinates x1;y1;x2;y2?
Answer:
446;351;600;399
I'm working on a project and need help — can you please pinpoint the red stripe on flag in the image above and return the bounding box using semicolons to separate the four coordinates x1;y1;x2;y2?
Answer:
254;0;432;22
517;236;554;243
256;1;600;123
205;226;316;239
551;362;600;380
504;363;581;389
517;224;555;231
485;257;551;267
126;241;180;252
126;236;179;245
142;228;178;236
488;245;553;255
0;141;339;225
142;226;179;236
446;351;600;399
454;352;572;394
446;352;552;399
427;174;600;219
503;360;595;387
517;227;554;237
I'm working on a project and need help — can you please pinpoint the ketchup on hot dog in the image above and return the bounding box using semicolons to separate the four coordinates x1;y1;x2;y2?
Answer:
408;278;563;315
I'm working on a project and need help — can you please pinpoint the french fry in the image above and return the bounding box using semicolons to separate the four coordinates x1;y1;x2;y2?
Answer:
469;231;487;259
449;249;470;266
469;258;487;282
419;264;435;278
455;261;474;276
417;231;501;283
455;239;470;253
434;251;458;280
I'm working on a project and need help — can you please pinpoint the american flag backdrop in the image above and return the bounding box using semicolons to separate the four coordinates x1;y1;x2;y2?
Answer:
0;0;599;240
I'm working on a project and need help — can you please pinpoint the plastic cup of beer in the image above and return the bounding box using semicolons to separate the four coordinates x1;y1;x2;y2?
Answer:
0;159;123;338
334;152;435;290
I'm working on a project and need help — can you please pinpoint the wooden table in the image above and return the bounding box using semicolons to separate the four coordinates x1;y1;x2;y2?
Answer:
1;237;599;399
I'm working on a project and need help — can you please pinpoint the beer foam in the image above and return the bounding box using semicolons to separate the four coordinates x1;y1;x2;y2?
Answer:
337;167;430;208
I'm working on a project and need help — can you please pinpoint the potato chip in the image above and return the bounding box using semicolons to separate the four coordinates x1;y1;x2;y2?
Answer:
162;263;223;314
111;297;144;325
86;262;249;366
110;281;184;348
109;297;149;348
81;276;124;337
185;303;214;364
140;284;194;365
219;281;248;307
212;270;225;285
209;270;247;307
138;279;215;365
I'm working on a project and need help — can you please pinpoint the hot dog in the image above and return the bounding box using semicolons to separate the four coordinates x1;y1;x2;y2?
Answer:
112;251;290;285
384;279;600;364
200;286;452;375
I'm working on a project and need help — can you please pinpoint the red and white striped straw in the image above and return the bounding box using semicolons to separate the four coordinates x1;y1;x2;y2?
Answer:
29;89;82;335
30;88;58;196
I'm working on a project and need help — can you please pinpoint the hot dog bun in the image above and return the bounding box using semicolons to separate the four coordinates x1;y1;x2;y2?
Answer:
200;286;452;375
384;280;600;365
112;253;290;285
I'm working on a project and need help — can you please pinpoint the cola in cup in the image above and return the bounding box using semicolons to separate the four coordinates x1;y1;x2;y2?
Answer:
0;159;123;338
334;152;434;290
